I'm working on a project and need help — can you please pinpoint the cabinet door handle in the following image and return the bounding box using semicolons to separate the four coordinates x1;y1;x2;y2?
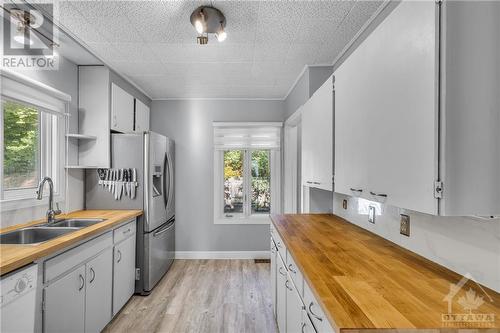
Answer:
308;302;323;322
313;182;320;185
288;264;297;274
89;268;96;284
285;280;293;291
278;266;286;276
350;188;363;193
117;250;122;263
306;181;313;184
78;274;85;291
301;323;306;333
370;191;387;198
123;228;131;235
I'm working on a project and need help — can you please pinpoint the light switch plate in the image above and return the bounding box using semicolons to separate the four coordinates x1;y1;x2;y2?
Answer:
400;214;410;237
368;206;376;223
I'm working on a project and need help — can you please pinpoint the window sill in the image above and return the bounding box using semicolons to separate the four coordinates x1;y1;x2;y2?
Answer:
0;194;63;212
214;215;271;225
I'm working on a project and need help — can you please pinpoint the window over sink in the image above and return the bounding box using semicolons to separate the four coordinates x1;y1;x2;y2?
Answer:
1;70;69;210
214;122;281;224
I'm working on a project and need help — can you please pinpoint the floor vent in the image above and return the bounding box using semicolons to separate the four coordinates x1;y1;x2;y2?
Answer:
254;259;270;264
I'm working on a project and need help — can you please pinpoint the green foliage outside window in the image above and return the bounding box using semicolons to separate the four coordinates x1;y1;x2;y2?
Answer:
3;100;39;189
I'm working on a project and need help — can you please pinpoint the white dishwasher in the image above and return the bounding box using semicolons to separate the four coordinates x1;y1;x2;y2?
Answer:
0;264;38;333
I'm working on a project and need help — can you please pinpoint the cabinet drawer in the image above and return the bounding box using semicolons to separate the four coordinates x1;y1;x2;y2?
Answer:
286;251;304;296
45;232;113;283
271;230;287;261
304;282;334;333
113;219;136;244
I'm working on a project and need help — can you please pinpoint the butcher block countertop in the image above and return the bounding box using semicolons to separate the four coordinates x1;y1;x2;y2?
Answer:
0;210;142;276
271;214;500;331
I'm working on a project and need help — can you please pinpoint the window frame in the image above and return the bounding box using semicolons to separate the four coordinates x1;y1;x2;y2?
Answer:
0;82;66;212
214;148;281;225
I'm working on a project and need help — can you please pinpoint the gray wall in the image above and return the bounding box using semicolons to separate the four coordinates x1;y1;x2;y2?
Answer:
151;99;285;252
284;66;333;120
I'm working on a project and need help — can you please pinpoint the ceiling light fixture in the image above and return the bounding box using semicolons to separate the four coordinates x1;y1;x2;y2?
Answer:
190;6;227;45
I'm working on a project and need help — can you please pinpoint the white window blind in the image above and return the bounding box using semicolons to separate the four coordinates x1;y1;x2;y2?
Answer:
213;122;282;150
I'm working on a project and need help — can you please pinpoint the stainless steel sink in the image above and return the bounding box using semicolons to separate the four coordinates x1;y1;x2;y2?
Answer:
47;218;105;228
0;227;79;245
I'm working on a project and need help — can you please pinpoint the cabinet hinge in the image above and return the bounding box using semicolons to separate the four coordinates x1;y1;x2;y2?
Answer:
41;290;46;311
135;268;141;281
434;181;444;199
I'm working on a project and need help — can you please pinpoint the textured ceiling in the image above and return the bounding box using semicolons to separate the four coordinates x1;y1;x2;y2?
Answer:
58;0;384;99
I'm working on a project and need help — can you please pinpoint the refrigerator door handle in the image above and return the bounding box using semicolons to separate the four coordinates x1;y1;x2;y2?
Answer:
153;220;175;237
163;153;170;208
167;150;174;211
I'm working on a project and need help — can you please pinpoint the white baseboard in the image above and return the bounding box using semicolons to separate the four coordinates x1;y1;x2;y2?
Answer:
175;251;270;260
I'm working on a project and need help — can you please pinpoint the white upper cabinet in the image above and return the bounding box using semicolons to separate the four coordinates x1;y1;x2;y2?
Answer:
334;1;500;216
134;99;150;133
78;66;150;168
111;83;135;133
302;75;334;192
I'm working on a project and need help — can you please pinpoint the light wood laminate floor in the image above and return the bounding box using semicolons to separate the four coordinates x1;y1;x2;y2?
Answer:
104;259;277;333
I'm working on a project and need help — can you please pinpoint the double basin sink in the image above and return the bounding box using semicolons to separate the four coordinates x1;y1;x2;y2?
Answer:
0;219;105;245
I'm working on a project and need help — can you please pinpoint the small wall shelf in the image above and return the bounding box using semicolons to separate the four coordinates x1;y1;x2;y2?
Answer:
66;133;97;140
65;165;99;169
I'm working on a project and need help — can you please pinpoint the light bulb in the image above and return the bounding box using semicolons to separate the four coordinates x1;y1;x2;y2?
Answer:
216;30;227;42
195;19;204;34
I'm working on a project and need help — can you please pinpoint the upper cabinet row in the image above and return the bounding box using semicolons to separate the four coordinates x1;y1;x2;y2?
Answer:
301;75;333;192
334;1;499;216
74;66;150;168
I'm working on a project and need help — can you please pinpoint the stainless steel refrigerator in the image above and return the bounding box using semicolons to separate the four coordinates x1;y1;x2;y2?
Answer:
85;132;175;294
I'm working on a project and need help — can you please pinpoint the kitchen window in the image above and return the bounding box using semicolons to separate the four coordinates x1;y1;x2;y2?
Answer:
214;123;281;224
0;70;68;210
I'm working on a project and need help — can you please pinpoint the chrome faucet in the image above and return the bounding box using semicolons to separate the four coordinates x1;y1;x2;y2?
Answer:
36;177;61;224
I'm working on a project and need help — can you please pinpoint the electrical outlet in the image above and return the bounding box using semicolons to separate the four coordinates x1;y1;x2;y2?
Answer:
368;206;376;223
400;214;410;237
342;199;348;210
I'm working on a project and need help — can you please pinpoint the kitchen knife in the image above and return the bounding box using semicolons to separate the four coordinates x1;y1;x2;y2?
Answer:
118;169;123;200
129;168;133;199
108;169;112;192
123;169;128;197
131;168;137;199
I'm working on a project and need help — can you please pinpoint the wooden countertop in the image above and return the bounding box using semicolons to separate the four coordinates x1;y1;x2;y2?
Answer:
271;214;500;331
0;210;142;276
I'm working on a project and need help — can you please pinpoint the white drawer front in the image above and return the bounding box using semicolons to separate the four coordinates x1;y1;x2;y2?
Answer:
45;232;113;283
113;219;136;244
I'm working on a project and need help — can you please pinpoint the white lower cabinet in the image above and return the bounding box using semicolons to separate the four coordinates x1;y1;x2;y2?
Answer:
304;283;333;333
44;265;86;333
271;238;277;317
285;273;304;333
301;310;316;333
43;219;137;332
276;253;288;333
85;248;113;333
271;229;334;333
112;227;136;316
